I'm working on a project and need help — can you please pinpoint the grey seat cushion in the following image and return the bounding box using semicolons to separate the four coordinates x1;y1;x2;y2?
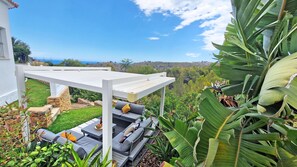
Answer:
76;136;102;155
37;129;59;143
112;108;123;117
112;132;130;155
56;136;102;159
56;137;87;159
121;112;142;122
130;104;145;115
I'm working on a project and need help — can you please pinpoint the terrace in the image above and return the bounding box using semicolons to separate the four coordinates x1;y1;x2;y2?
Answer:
15;65;175;166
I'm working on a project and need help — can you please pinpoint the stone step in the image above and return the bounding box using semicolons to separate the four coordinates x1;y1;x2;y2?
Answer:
51;107;60;122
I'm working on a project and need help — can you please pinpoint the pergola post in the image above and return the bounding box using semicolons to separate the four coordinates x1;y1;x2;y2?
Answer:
160;87;166;116
15;65;30;142
102;79;113;164
50;82;58;97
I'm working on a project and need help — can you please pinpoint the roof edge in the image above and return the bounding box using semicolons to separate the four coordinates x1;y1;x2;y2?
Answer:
2;0;19;9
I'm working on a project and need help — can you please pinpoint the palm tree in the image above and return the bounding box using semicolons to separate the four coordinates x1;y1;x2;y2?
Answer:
120;58;133;71
12;37;31;63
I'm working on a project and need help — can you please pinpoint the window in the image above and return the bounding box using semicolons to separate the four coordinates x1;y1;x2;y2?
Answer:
0;27;8;59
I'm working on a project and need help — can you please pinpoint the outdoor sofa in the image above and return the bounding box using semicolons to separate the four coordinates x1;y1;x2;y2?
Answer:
112;101;145;123
37;129;102;159
112;118;152;156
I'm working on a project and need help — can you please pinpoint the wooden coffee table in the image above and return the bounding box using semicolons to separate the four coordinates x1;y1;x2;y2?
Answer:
81;120;116;140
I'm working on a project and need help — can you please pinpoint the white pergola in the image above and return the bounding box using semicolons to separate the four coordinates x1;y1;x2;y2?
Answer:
16;65;175;162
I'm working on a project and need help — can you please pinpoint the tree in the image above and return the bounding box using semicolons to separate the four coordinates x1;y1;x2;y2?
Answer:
120;58;133;71
12;37;31;63
44;61;54;66
58;59;85;67
101;62;116;71
127;65;156;74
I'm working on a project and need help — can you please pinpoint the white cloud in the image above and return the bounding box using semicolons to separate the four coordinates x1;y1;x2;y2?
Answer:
132;0;231;50
186;52;199;58
147;37;160;41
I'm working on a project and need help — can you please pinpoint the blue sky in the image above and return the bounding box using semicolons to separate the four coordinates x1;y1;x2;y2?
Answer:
9;0;231;62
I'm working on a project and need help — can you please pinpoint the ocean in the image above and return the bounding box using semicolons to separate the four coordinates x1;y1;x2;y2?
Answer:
34;58;99;65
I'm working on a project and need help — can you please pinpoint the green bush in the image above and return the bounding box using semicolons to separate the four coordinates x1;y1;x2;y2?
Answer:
69;87;102;102
58;59;85;67
19;143;71;167
127;65;157;74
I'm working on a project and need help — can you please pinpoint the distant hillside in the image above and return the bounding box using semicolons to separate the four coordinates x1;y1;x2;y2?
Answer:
89;61;212;71
133;61;211;70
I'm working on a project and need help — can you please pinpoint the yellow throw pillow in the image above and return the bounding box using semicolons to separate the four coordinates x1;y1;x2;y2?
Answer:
61;132;77;142
122;104;131;114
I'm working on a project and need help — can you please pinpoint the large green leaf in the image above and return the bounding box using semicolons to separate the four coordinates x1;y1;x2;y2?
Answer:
194;89;245;166
214;0;297;98
257;53;297;114
277;147;297;167
159;117;199;166
193;89;280;167
213;130;279;167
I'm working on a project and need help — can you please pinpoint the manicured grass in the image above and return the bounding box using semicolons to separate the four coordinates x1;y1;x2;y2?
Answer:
48;106;102;133
26;79;50;107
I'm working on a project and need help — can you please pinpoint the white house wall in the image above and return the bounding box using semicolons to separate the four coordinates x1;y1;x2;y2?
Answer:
0;1;18;106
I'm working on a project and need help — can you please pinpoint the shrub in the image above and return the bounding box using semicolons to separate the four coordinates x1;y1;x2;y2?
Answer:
146;134;178;163
0;97;39;166
20;143;71;167
69;87;102;102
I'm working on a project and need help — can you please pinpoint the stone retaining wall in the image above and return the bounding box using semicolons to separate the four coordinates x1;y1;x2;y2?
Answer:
0;105;53;139
47;87;71;111
28;105;52;128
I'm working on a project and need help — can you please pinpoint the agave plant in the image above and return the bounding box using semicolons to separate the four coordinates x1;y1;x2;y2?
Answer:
64;146;111;167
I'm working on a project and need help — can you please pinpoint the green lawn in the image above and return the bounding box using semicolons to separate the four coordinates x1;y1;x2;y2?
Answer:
48;106;102;133
26;79;50;107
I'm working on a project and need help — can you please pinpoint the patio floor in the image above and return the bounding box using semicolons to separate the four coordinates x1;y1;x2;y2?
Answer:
69;117;158;167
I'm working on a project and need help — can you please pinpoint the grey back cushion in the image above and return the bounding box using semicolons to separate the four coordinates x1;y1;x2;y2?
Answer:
115;101;129;110
56;137;87;159
130;103;145;115
37;129;58;142
123;128;144;148
113;127;144;153
140;118;152;128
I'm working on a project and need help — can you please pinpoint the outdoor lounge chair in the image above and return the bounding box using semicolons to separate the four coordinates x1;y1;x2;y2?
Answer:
37;129;102;159
112;101;145;122
111;118;152;156
112;127;144;156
